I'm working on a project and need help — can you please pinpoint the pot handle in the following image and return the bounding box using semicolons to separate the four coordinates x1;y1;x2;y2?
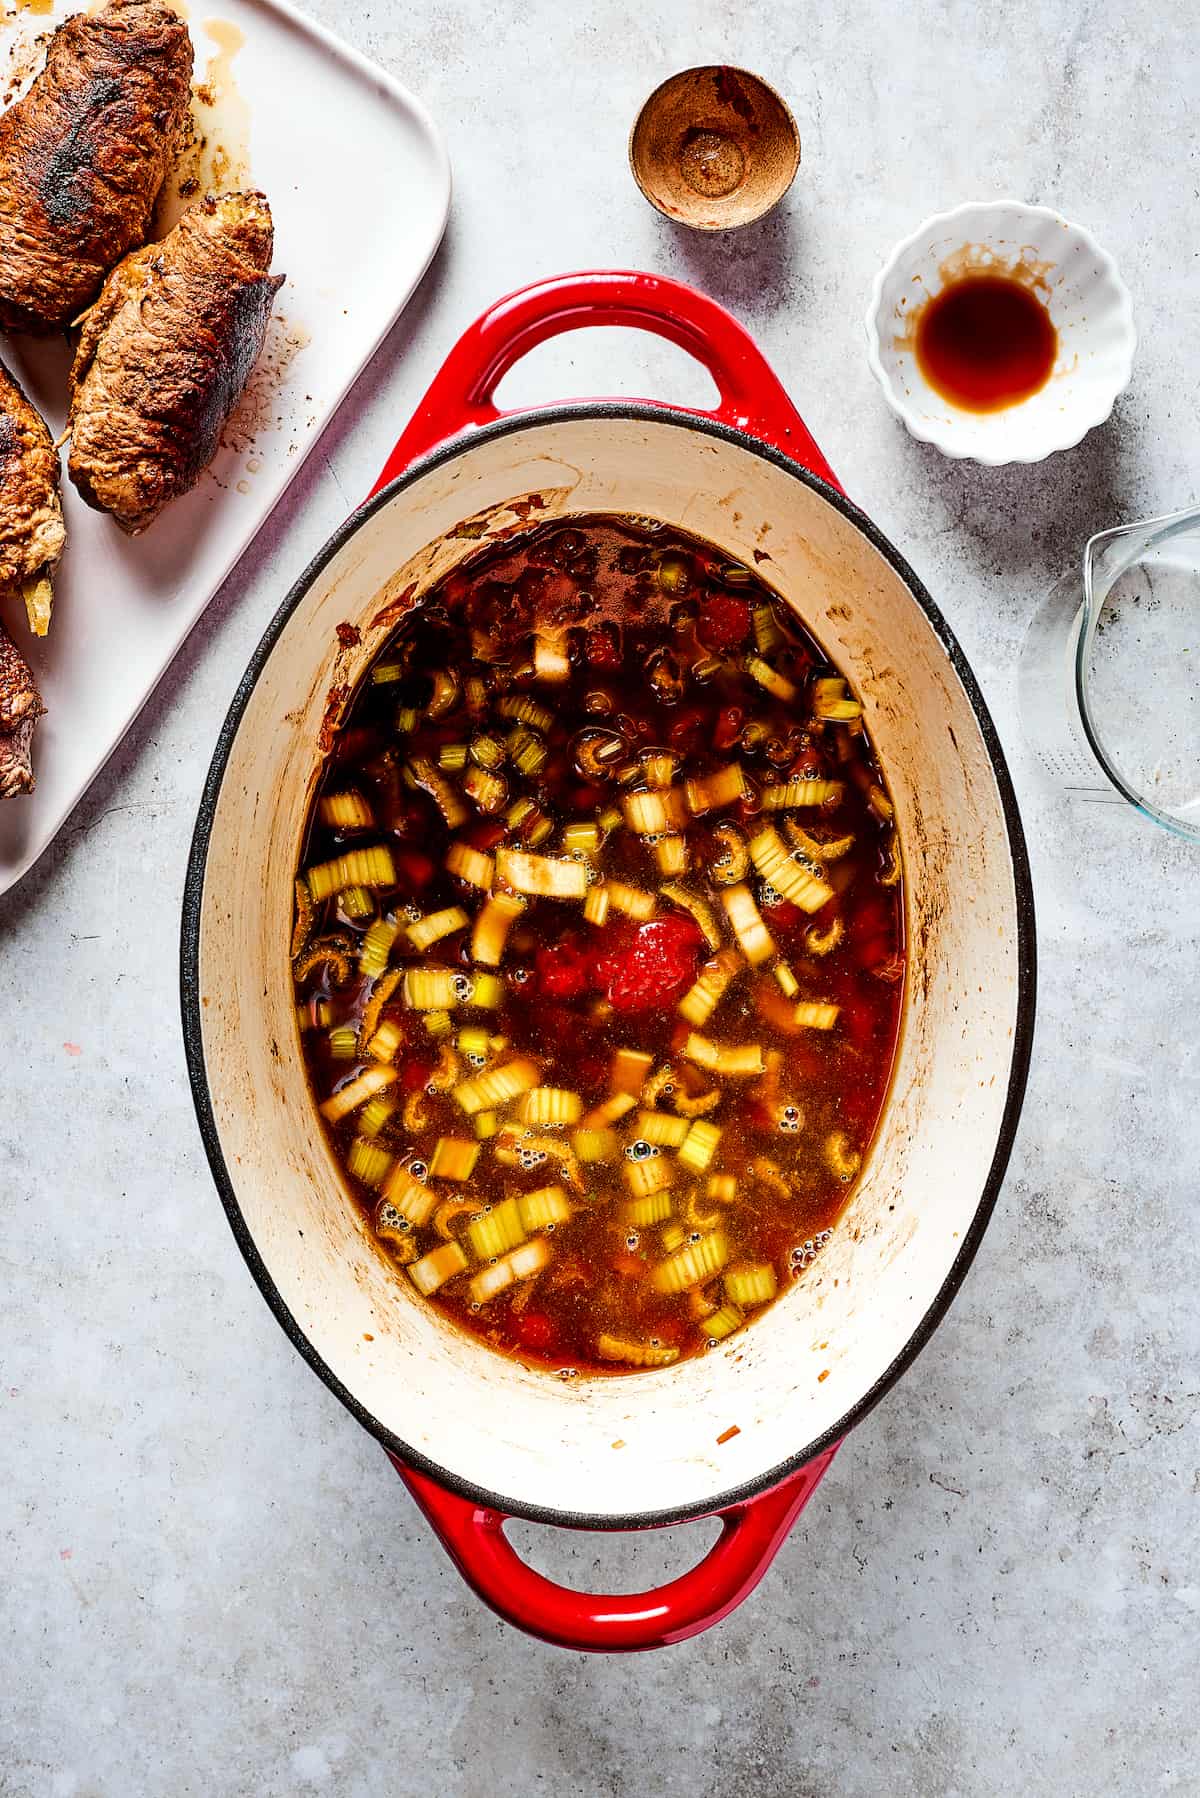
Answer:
370;269;840;493
389;1443;838;1653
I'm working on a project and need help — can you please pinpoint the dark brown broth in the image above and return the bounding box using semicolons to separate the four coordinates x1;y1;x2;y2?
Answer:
293;517;904;1376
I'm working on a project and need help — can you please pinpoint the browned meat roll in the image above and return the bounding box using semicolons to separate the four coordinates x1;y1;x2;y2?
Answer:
0;620;44;798
67;191;283;534
0;359;65;637
0;0;193;334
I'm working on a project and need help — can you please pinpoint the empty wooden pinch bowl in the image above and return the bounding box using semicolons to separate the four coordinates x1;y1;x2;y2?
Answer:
629;66;800;231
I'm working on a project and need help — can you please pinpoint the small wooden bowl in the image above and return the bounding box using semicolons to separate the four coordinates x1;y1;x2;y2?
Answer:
629;66;800;231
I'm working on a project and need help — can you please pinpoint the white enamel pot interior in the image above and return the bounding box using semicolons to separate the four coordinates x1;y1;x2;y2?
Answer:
182;407;1035;1529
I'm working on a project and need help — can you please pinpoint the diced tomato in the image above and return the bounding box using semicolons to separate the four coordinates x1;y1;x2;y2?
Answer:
536;935;592;1000
592;915;702;1012
393;848;436;891
466;818;508;853
586;623;622;668
541;571;579;619
760;896;801;933
697;591;752;651
517;1312;555;1351
840;996;876;1049
666;707;707;755
713;705;745;751
399;1059;432;1091
613;1253;646;1279
790;746;825;780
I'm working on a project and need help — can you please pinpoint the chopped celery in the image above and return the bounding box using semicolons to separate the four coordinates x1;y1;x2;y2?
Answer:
702;1302;744;1341
437;742;469;772
319;790;374;831
684;1033;764;1078
678;1119;721;1172
381;1166;437;1228
518;1185;572;1231
653;1229;729;1293
762;779;844;810
347;1136;394;1188
408;1240;467;1295
359;917;400;978
359;1095;397;1139
495;694;554;733
725;1261;778;1307
654;835;688;877
402;967;462;1010
306;844;396;903
453;1057;540;1116
580;1092;637;1129
319;1065;395;1124
684;764;746;815
721;883;775;965
519;1087;583;1127
752;600;783;653
464;764;507;814
773;962;799;998
748;825;833;913
745;655;798;703
634;1111;689;1148
596;1334;678;1368
445;841;494;890
507;725;550;776
468;1236;550;1305
563;820;601;857
406;906;470;952
466;1196;526;1261
678;949;740;1028
571;1127;621;1163
471;890;526;965
495;847;588;899
365;1018;404;1063
793;1002;839;1030
338;885;375;920
428;1137;481;1181
328;1025;358;1060
606;881;655;921
620;1189;673;1227
623;1155;673;1200
583;883;611;926
811;676;863;722
611;1048;654;1094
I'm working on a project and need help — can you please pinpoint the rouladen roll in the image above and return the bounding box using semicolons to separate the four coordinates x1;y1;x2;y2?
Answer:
0;622;44;798
0;360;65;637
0;0;193;334
67;192;283;534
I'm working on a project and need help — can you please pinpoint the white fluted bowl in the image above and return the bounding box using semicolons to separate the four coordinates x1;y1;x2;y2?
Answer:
865;200;1136;465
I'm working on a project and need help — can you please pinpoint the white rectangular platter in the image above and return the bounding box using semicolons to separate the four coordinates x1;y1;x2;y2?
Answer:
0;0;450;896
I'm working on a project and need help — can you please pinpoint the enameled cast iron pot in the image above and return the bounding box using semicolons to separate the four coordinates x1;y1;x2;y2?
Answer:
181;271;1036;1653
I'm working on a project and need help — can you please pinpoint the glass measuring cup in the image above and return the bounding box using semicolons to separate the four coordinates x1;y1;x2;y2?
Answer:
1019;504;1200;841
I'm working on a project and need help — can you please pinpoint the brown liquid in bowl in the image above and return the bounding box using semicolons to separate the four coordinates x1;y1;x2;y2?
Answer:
915;273;1057;412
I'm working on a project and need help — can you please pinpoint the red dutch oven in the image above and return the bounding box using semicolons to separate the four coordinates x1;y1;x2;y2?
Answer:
181;271;1035;1652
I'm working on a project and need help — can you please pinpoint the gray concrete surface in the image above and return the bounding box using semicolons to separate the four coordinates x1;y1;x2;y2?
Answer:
3;1;1199;1792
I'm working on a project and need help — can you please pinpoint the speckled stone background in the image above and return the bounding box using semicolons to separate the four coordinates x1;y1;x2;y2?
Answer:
3;2;1199;1793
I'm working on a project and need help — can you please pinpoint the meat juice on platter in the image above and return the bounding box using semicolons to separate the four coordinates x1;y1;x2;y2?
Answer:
292;518;905;1376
